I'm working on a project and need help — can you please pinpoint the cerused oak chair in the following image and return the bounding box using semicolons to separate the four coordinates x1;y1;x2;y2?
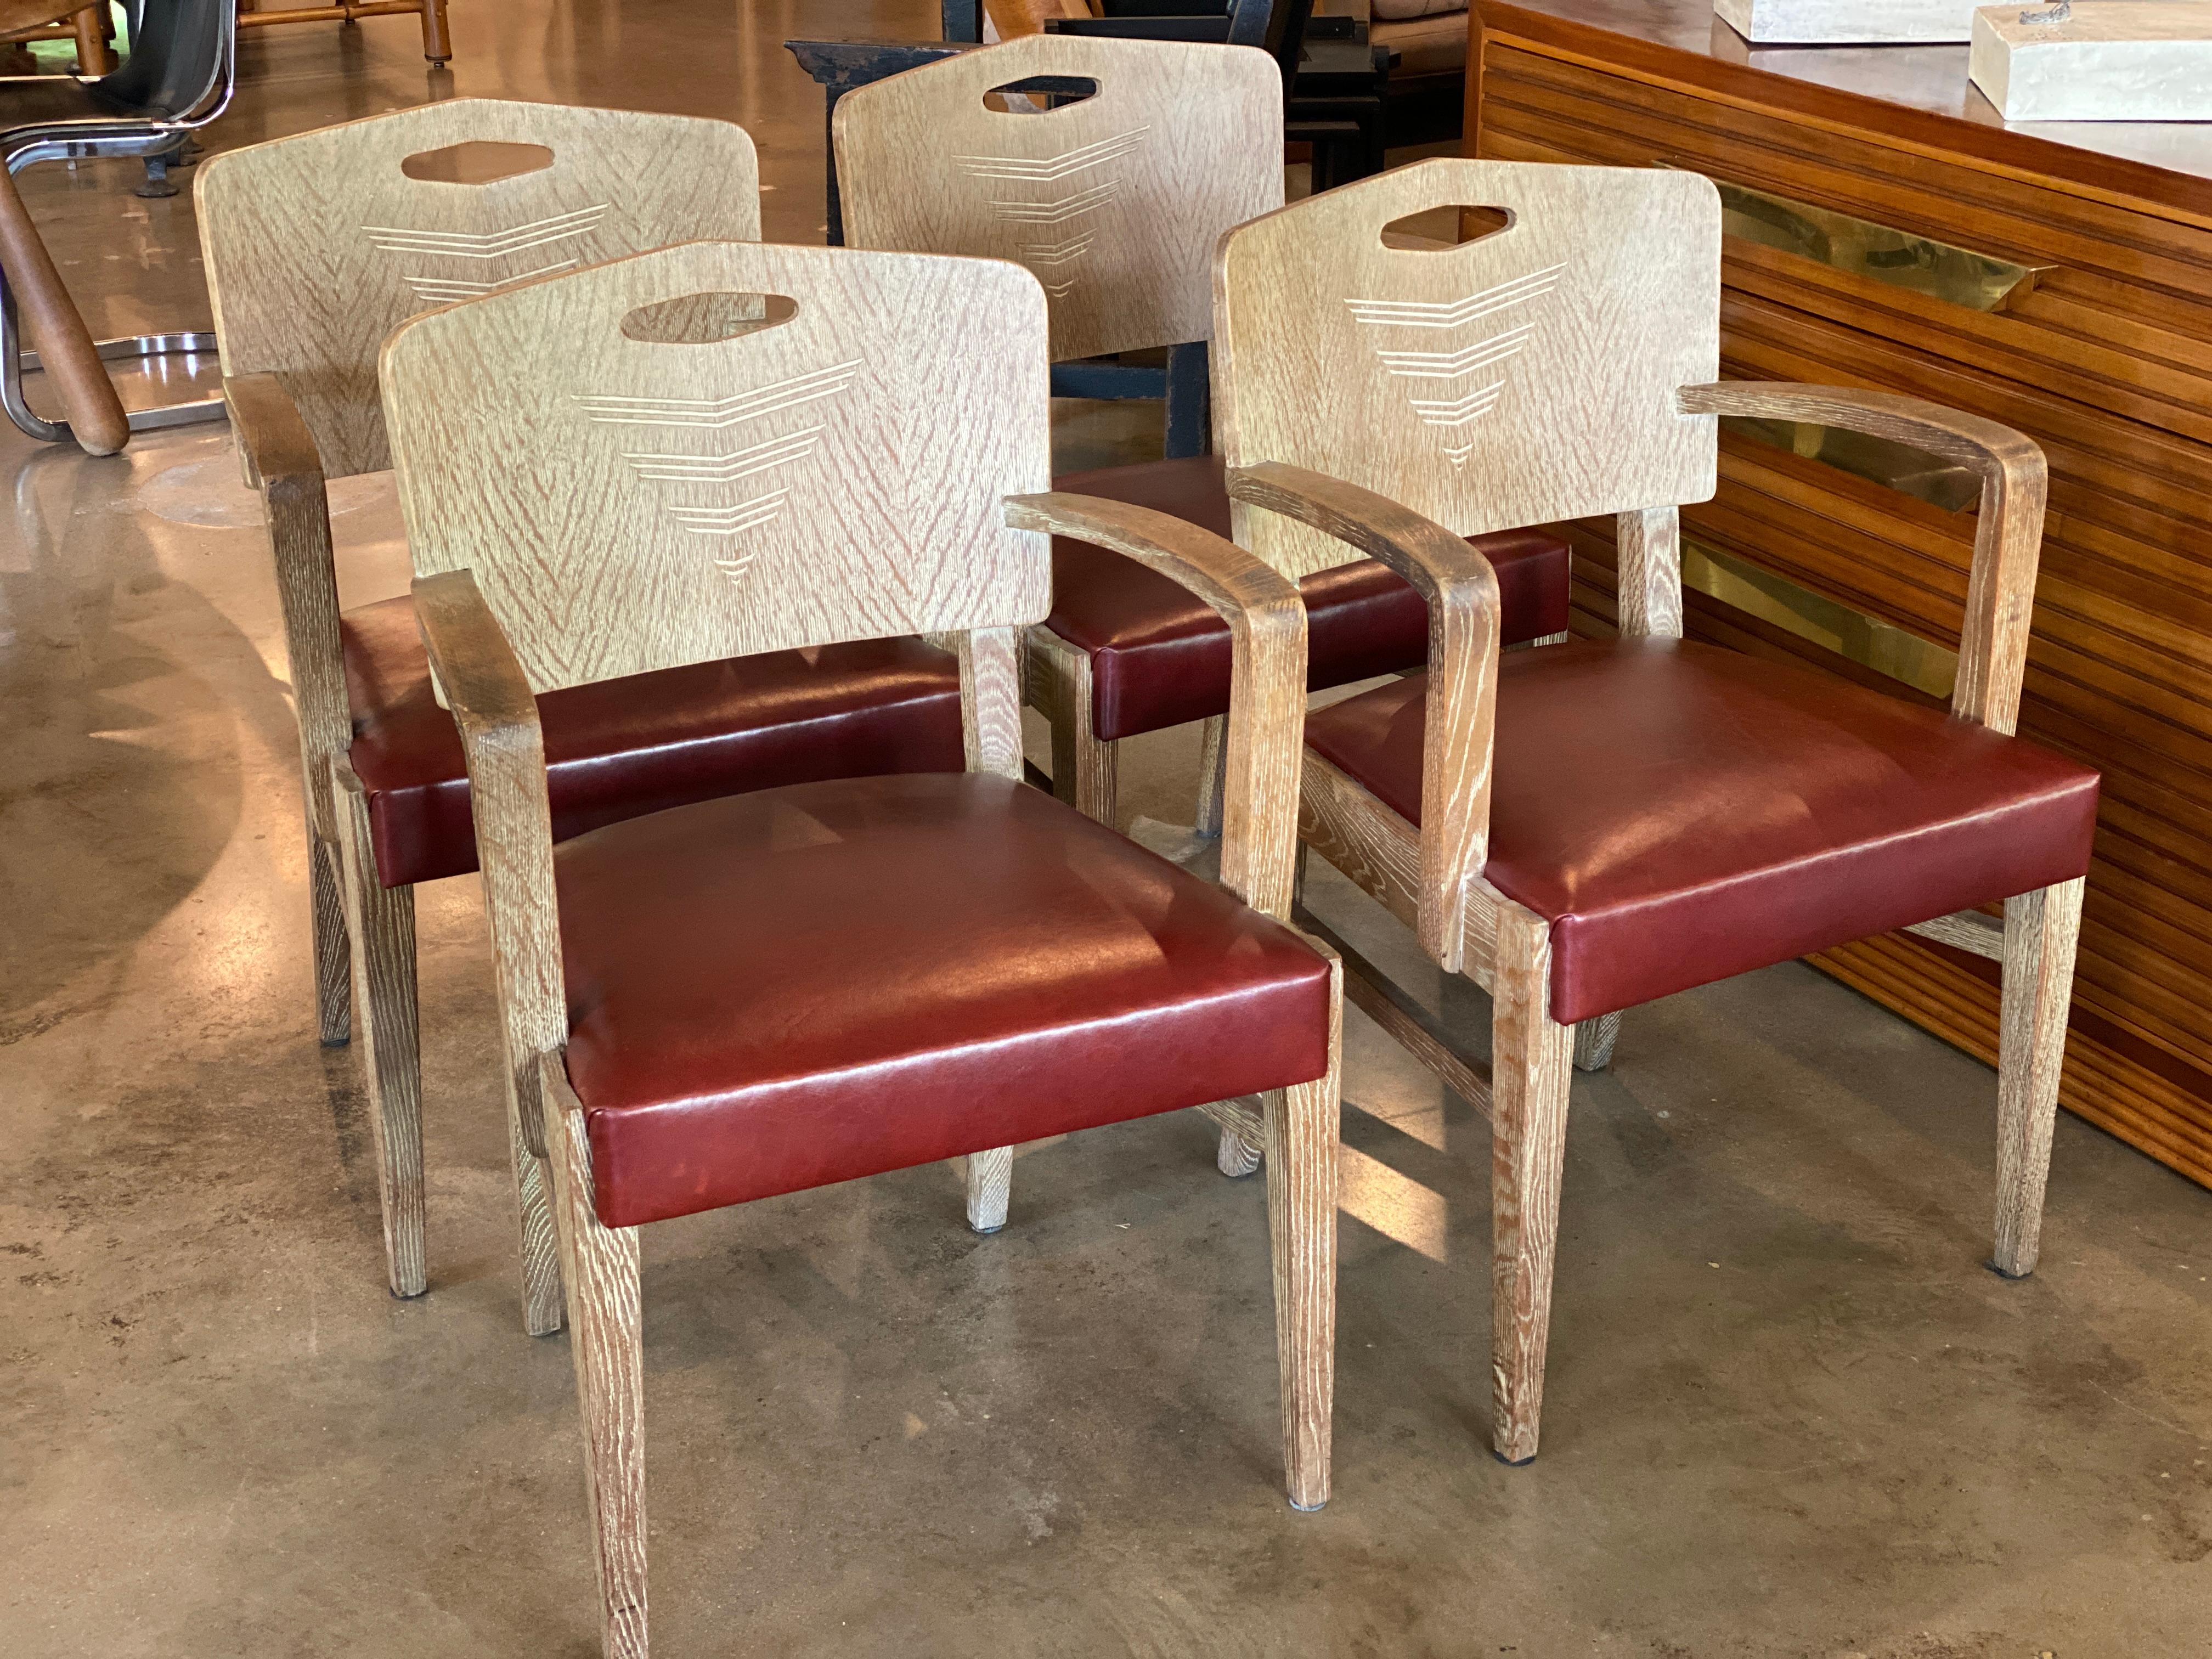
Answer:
1211;157;2099;1465
197;100;968;1331
832;38;1578;1140
379;236;1345;1659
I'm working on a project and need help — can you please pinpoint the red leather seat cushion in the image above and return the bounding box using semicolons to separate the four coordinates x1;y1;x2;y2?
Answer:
1303;638;2100;1025
1045;455;1572;742
557;773;1333;1228
340;597;964;888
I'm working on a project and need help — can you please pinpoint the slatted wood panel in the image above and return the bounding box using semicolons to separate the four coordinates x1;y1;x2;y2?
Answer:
1471;5;2212;1188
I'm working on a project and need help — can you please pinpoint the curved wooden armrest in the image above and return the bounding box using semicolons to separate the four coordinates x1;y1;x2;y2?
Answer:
1004;490;1306;919
1227;461;1499;973
226;372;322;492
1677;380;2047;733
227;372;352;836
413;570;568;1146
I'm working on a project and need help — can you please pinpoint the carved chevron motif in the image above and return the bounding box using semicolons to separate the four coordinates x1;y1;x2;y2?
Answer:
1407;385;1509;428
1346;262;1567;467
953;126;1149;182
575;360;862;430
621;425;825;484
1020;233;1096;267
367;204;612;304
1344;263;1566;330
986;180;1122;225
956;126;1149;298
1373;324;1537;380
576;361;864;584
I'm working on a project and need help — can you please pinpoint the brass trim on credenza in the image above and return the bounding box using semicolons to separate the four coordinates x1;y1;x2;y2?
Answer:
1680;537;1961;700
1658;159;2055;313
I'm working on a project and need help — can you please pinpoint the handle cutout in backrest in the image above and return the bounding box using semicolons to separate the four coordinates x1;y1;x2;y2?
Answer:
400;141;556;185
1380;205;1513;251
620;291;798;346
982;76;1099;114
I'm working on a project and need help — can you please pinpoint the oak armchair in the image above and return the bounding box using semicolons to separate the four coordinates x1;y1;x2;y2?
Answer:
833;37;1573;1116
1214;159;2098;1464
198;100;969;1332
380;238;1342;1658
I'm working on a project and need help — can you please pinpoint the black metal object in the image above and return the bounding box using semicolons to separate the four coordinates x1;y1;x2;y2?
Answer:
0;0;238;443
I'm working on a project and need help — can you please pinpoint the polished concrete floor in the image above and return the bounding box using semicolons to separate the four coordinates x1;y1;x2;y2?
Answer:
4;7;2211;1657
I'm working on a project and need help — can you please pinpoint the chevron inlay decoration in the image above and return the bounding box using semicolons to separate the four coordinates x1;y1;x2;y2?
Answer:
573;359;863;584
955;126;1149;298
364;202;612;303
1346;261;1567;467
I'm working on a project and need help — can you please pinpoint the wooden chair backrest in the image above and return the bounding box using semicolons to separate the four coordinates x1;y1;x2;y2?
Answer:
833;35;1282;363
196;98;760;481
380;241;1052;695
1214;157;1723;578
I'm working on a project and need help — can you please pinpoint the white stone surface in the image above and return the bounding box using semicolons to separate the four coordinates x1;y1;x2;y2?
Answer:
1714;0;1982;43
1971;2;2212;121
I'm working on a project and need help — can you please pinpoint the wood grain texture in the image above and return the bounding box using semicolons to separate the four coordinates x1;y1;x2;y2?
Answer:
198;99;760;481
1570;1010;1621;1073
959;620;1024;1233
1676;380;2048;733
1265;949;1342;1511
1230;461;1497;961
381;241;1054;696
1488;898;1573;1466
1007;491;1307;918
413;571;566;1158
330;759;426;1300
1473;16;2212;1189
1613;505;1682;640
1193;714;1229;840
1294;901;1496;1119
1027;626;1119;823
413;570;569;1329
1299;748;1503;991
541;1056;648;1659
1905;907;2006;961
963;1146;1014;1234
1196;1097;1266;1176
308;840;351;1046
0;162;126;454
835;34;1283;362
1993;877;2085;1278
958;625;1026;782
232;373;359;1045
1212;155;1721;579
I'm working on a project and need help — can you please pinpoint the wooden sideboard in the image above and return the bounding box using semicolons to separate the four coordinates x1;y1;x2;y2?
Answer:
1470;0;2212;1189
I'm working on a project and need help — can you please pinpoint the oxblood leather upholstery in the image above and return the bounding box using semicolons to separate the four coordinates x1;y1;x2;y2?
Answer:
556;773;1334;1228
1046;455;1572;742
340;597;964;888
1302;638;2100;1025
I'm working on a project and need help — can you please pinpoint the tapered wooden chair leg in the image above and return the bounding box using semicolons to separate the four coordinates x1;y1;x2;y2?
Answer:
332;761;426;1299
1216;1116;1263;1177
1991;877;2085;1279
506;1102;567;1336
544;1062;648;1659
1193;713;1229;839
964;1146;1013;1233
1571;1011;1620;1074
308;832;352;1047
1490;903;1574;1466
1267;962;1341;1511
